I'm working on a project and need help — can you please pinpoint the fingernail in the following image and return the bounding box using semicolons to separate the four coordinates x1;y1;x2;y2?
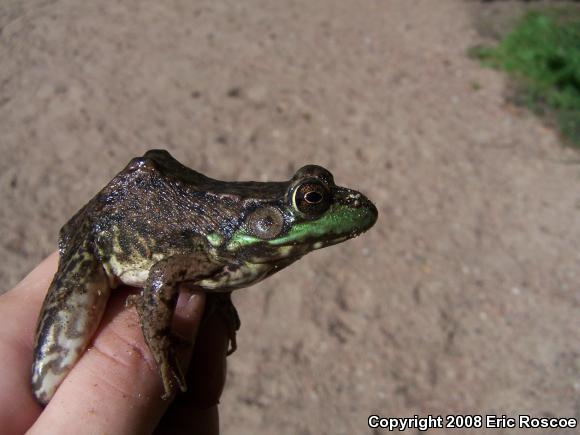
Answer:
174;287;206;339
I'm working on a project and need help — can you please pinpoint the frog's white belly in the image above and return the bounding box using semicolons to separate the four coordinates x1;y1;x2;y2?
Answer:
105;255;157;287
117;268;150;286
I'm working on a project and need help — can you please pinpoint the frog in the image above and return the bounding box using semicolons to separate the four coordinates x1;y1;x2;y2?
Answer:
31;149;378;405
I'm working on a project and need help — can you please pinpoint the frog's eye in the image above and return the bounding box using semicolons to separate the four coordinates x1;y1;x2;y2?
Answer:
246;207;284;240
292;180;331;217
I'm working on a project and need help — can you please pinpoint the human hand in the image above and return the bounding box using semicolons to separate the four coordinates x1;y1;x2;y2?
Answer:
0;252;229;435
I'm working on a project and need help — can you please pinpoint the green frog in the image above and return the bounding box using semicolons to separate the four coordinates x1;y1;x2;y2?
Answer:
31;150;378;405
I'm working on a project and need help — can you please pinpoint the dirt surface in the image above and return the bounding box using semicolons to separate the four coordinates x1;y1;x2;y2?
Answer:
2;0;580;434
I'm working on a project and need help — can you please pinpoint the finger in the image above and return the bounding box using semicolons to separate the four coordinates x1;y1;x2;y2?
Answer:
28;287;206;435
182;309;229;408
6;251;59;299
156;309;229;434
2;251;59;348
156;404;219;435
0;253;58;435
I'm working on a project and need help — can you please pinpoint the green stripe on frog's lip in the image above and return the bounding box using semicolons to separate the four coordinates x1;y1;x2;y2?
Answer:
226;203;377;251
226;233;262;251
207;232;223;247
269;203;377;245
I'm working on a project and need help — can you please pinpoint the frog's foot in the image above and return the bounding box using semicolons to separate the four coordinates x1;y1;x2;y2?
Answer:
159;336;188;398
205;292;240;356
133;254;222;399
130;295;188;398
32;250;111;405
127;293;187;395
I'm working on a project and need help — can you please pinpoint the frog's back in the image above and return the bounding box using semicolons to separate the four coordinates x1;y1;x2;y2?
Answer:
65;151;226;285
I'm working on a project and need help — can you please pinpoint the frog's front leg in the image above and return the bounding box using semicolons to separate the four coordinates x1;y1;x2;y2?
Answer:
126;254;222;399
32;248;111;405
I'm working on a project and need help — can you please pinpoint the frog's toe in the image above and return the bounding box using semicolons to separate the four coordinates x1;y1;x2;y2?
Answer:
168;337;188;392
159;346;187;399
125;294;138;308
173;363;187;394
226;333;238;356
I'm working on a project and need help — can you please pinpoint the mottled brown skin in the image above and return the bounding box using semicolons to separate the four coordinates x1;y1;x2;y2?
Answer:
32;150;378;404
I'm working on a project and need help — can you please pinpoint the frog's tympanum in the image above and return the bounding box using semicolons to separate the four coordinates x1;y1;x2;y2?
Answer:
31;150;378;405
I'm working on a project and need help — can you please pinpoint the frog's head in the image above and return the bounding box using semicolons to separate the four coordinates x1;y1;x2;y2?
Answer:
223;165;378;265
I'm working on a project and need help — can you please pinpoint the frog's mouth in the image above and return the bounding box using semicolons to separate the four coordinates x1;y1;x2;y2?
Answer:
231;226;376;266
247;224;375;265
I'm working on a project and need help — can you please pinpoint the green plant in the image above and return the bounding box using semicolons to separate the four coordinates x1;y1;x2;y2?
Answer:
472;10;580;146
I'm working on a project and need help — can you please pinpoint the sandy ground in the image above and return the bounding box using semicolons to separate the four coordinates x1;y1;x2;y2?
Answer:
2;0;580;434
